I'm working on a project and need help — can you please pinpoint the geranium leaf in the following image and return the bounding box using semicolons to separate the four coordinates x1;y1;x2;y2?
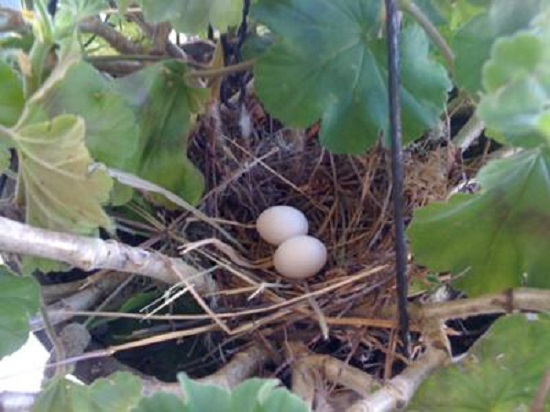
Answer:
55;0;108;36
253;0;451;154
15;115;112;235
132;393;184;412
478;29;550;147
36;62;140;172
408;148;550;296
0;62;24;127
0;266;39;359
452;0;542;94
116;60;207;206
409;314;550;411
138;0;242;34
32;372;142;412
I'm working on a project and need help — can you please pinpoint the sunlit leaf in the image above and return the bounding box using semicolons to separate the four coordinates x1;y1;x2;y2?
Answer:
116;60;207;206
22;31;139;205
21;33;82;125
138;0;242;34
478;29;550;147
253;0;451;154
32;372;142;412
452;0;542;93
409;314;550;411
408;148;550;296
0;266;39;359
0;62;24;127
15;115;112;235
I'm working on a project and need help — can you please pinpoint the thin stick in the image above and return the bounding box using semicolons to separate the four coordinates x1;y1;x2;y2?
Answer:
385;0;411;356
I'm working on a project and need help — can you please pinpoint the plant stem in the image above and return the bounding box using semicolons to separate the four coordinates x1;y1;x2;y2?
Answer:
399;0;454;70
452;114;485;152
186;59;255;80
85;54;165;62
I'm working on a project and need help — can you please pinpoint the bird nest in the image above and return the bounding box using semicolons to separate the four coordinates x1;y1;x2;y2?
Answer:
107;93;461;408
160;93;453;374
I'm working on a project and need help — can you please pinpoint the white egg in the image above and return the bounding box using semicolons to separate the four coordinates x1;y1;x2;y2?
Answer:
273;235;327;280
256;205;309;246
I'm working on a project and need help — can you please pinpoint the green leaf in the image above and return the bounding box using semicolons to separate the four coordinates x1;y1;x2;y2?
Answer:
408;147;550;296
24;37;139;206
0;266;40;359
409;314;550;411
15;115;113;235
477;29;550;147
33;372;142;412
0;62;24;127
178;374;231;411
439;0;488;31
55;0;108;36
179;374;309;412
229;378;309;412
452;0;542;93
132;393;184;412
253;0;451;154
36;62;140;172
138;0;242;34
87;373;143;411
21;33;82;125
134;376;309;412
116;60;207;206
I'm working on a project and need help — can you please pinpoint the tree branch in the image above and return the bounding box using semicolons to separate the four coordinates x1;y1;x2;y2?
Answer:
142;345;271;395
420;288;550;321
347;345;449;412
0;216;210;289
31;274;125;331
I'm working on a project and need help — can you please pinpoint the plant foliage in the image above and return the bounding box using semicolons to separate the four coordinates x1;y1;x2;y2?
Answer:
134;375;309;412
138;0;242;34
0;266;39;359
451;0;543;94
409;147;550;295
115;60;208;206
0;0;549;409
253;0;451;154
408;314;550;411
32;372;142;412
408;11;550;296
